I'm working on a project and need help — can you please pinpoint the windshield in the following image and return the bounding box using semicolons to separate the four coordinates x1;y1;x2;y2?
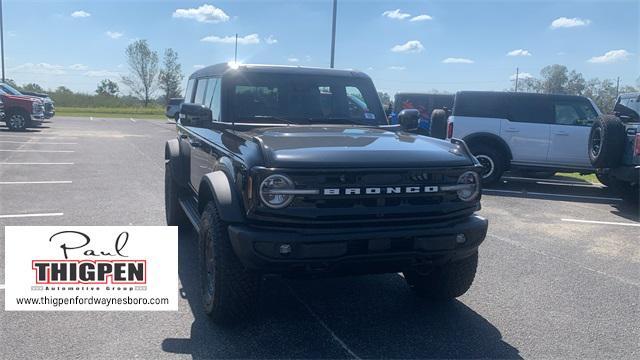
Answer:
228;73;387;126
0;83;22;95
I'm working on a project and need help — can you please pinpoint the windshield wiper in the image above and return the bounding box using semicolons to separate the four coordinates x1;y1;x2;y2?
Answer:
307;117;378;126
246;115;298;125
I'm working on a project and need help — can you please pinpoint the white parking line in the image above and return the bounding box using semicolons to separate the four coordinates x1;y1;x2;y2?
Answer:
0;162;74;165
130;118;136;122
0;212;64;219
0;149;75;153
0;140;77;145
90;116;94;121
483;189;622;202
0;181;72;185
0;284;4;290
561;218;640;227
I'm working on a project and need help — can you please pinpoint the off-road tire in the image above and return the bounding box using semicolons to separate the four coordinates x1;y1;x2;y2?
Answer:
6;110;30;131
596;173;612;187
164;162;189;227
469;144;506;186
608;179;639;205
199;202;260;325
404;252;478;300
174;113;179;122
430;109;448;139
589;115;625;168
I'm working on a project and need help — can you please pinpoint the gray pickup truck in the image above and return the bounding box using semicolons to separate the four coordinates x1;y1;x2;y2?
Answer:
589;92;640;204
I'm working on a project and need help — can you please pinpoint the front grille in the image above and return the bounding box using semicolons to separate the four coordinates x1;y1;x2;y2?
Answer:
44;103;53;112
249;168;478;227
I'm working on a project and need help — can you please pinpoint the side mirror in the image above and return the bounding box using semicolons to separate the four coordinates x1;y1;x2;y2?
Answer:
180;103;212;127
398;109;419;131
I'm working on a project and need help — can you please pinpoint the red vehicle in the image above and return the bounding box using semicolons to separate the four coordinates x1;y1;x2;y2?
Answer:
0;86;45;131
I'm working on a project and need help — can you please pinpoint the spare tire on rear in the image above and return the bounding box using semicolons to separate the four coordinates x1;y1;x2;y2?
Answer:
430;109;448;139
589;115;625;168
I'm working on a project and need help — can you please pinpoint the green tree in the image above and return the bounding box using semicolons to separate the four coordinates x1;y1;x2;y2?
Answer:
566;70;586;96
22;83;44;93
55;86;73;94
158;48;184;104
121;39;159;107
377;91;391;107
4;78;19;89
539;64;569;94
96;79;120;96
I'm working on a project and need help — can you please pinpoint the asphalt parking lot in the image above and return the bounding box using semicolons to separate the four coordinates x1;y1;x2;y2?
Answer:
0;117;638;359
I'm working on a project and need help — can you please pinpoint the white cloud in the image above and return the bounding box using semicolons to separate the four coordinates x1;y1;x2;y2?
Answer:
410;14;433;22
442;57;474;64
266;35;278;45
106;31;124;39
382;9;411;20
507;49;532;57
388;66;406;71
193;64;205;69
391;40;424;53
71;10;91;18
69;64;88;70
287;58;300;63
201;33;260;45
510;72;533;80
550;17;590;29
9;62;66;75
588;49;631;64
173;4;229;23
84;70;120;78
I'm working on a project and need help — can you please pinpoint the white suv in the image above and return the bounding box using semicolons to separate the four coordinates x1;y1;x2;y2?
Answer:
446;91;602;184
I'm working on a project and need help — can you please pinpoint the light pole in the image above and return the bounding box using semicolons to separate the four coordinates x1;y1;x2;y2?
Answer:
330;0;337;68
0;0;5;82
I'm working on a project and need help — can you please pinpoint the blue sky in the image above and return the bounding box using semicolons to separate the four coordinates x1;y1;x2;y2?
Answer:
3;0;638;95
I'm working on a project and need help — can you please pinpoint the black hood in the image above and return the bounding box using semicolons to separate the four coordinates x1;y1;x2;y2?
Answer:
249;126;473;168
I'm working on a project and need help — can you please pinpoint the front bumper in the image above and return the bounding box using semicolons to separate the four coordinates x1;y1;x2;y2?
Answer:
31;113;45;122
228;215;488;274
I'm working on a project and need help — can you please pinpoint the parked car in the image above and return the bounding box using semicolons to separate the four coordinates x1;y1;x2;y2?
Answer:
0;84;55;119
588;93;640;204
0;87;45;131
392;93;454;135
165;97;184;121
0;98;4;120
447;91;601;184
164;63;487;324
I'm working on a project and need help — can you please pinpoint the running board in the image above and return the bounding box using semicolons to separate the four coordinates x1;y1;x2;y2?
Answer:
178;196;201;233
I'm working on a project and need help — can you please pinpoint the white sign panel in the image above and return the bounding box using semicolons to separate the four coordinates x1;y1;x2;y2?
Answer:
5;226;178;311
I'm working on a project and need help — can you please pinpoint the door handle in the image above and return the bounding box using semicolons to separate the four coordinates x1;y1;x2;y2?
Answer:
504;127;519;133
189;141;201;147
179;134;188;139
553;131;569;136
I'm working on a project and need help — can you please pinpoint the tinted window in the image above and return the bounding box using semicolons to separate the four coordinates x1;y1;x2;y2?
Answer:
209;79;222;121
184;79;196;102
453;92;508;119
554;100;598;126
395;94;454;117
508;95;553;123
194;78;209;105
228;73;386;125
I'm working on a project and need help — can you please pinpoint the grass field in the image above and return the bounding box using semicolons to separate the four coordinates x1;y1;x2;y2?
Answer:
56;106;166;119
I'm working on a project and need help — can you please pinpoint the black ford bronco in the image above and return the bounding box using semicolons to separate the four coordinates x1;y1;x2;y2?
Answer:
165;63;488;324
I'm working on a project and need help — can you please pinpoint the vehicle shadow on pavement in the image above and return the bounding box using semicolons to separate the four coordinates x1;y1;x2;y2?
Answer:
162;228;521;359
0;128;45;133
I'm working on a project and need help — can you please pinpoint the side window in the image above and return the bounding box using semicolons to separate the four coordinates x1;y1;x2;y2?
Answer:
554;100;598;126
184;79;196;102
454;93;508;119
345;86;369;119
203;78;217;107
209;79;222;121
194;78;209;105
508;96;553;123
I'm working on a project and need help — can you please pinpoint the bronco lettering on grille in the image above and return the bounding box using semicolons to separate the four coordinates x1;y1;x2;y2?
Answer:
322;186;439;196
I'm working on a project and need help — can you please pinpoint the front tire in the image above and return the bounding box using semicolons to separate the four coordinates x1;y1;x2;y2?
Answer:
404;252;478;300
470;144;506;186
199;202;260;325
164;163;189;227
6;111;30;131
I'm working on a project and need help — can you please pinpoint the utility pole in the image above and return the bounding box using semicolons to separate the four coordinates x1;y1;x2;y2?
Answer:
615;76;620;98
0;0;5;82
330;0;337;68
514;67;519;92
234;33;238;63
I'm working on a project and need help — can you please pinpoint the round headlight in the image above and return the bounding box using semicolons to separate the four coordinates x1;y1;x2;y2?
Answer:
457;171;480;201
259;174;295;209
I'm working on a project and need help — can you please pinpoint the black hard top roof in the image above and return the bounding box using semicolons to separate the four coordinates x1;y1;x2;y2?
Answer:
189;63;371;80
395;92;454;97
455;90;590;101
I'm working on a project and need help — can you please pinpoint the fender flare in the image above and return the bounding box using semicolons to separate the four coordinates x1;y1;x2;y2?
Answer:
462;132;513;161
199;171;244;223
164;139;188;186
